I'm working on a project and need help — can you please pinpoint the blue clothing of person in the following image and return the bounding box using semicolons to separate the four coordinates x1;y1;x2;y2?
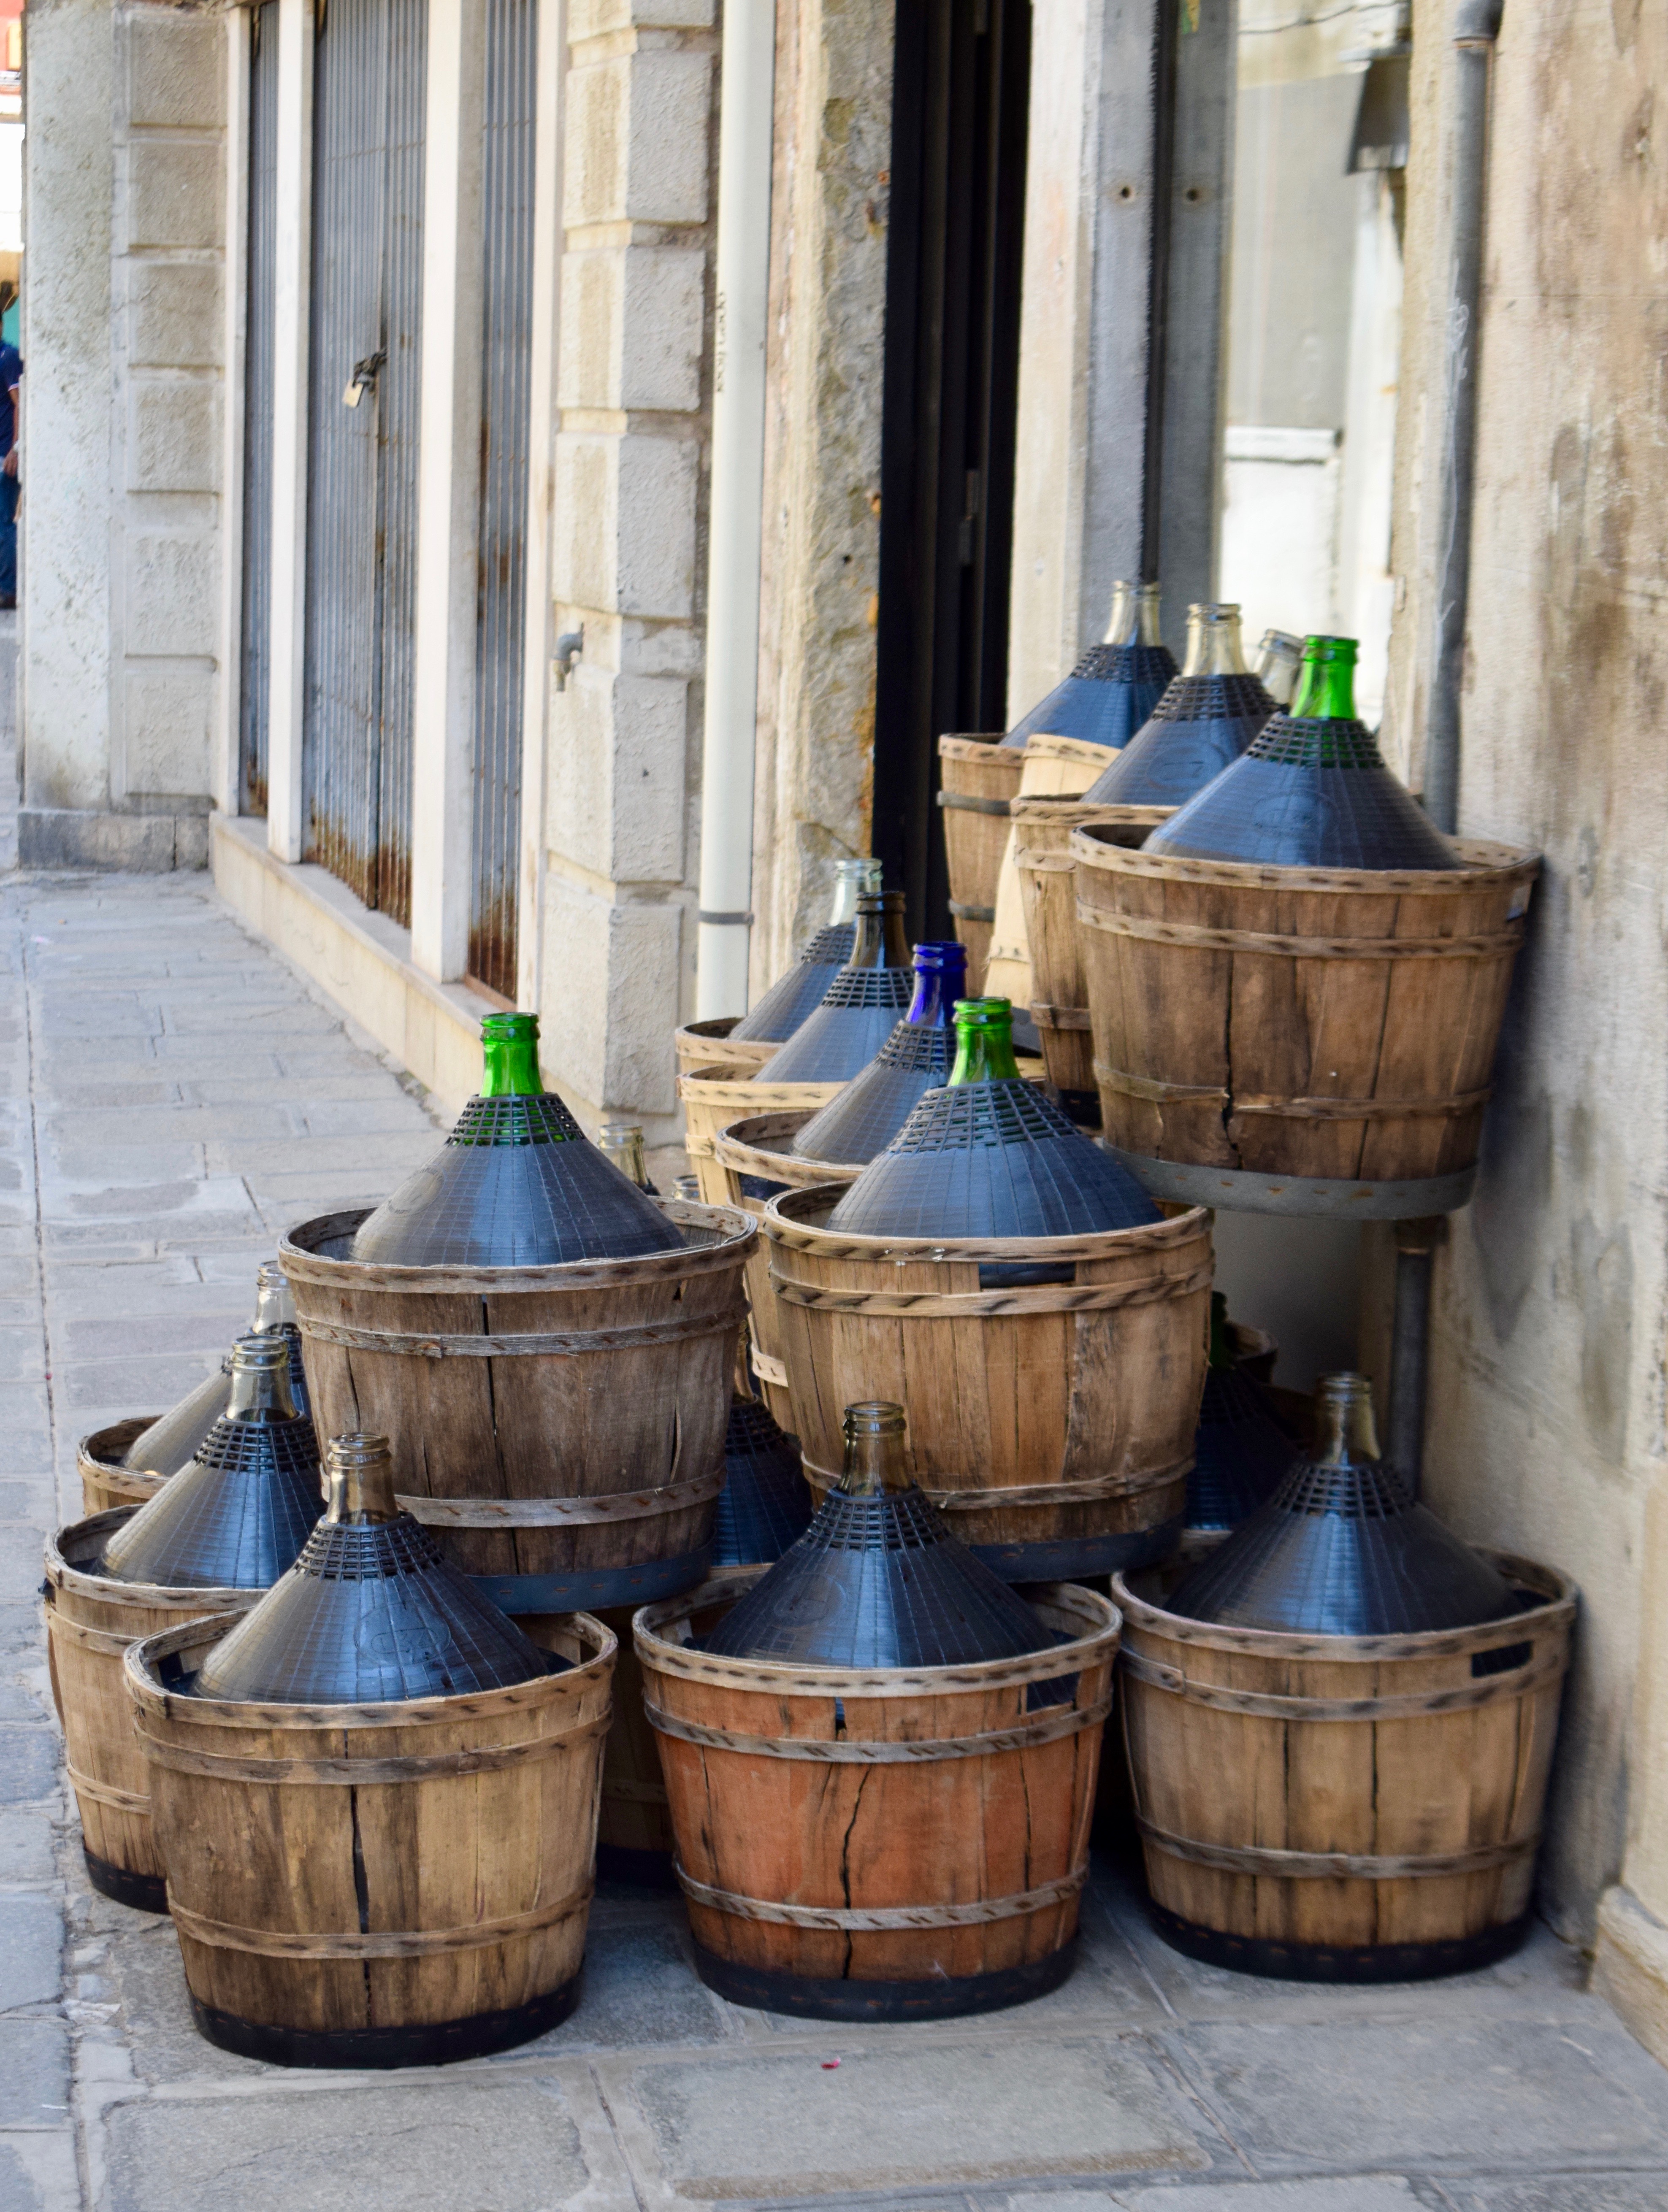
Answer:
0;343;20;454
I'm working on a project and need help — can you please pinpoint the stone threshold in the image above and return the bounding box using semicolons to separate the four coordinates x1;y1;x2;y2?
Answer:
210;812;487;1119
1596;1883;1668;2070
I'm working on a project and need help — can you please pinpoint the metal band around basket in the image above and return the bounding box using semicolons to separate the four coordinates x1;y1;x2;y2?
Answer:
1094;1065;1492;1123
168;1885;593;1961
1031;1001;1092;1032
1120;1645;1566;1722
603;1777;670;1806
772;1262;1212;1321
803;1456;1191;1512
1135;1816;1538;1883
47;1613;141;1659
645;1695;1110;1765
1075;903;1524;962
302;1303;747;1360
137;1712;611;1786
948;899;997;923
397;1467;723;1529
66;1763;150;1815
676;1863;1087;1932
937;790;1013;816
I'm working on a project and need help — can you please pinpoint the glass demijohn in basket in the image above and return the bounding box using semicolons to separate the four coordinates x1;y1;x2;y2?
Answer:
1081;604;1276;808
712;1396;813;1567
1002;581;1178;752
756;891;915;1084
124;1260;311;1480
349;1012;682;1268
791;939;968;1165
1254;628;1306;706
1183;1295;1297;1540
730;858;883;1044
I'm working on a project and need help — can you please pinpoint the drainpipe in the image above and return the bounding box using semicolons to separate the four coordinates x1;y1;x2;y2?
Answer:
1423;0;1503;834
694;0;776;1020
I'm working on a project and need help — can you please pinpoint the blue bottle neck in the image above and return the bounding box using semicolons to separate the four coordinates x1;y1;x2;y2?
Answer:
905;946;968;1028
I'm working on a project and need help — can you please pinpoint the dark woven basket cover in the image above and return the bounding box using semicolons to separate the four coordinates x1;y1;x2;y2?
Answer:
1000;643;1178;752
1186;1364;1297;1537
191;1514;554;1703
100;1403;323;1590
350;1093;684;1268
731;923;857;1043
756;964;915;1084
1145;714;1457;870
125;1326;310;1478
701;1481;1055;1669
790;1017;956;1166
1166;1454;1522;1636
712;1397;813;1567
826;1078;1162;1240
1082;673;1275;807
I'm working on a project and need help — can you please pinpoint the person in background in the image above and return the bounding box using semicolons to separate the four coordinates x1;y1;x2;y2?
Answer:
0;308;21;611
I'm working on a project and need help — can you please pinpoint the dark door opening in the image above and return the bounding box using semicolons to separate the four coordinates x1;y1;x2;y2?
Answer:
871;0;1032;943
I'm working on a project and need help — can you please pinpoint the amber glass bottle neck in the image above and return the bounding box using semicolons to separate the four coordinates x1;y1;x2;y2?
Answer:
848;892;909;969
1289;638;1359;720
839;1403;912;1496
1312;1373;1381;1464
826;859;883;927
479;1015;544;1097
950;998;1021;1084
1181;605;1249;678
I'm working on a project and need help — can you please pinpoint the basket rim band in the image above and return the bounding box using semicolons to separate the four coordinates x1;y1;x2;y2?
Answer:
646;1693;1111;1764
168;1884;593;1960
675;1863;1087;1931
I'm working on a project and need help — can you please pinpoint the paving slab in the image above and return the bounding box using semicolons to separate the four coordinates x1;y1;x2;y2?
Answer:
0;2019;70;2127
0;1810;58;1884
1434;2181;1668;2210
0;1893;62;2006
0;2129;81;2212
507;1916;734;2054
1010;2188;1426;2212
0;1735;60;1814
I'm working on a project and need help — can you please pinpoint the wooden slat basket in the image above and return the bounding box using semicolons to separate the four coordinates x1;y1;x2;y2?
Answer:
1113;1553;1576;1981
78;1417;165;1517
636;1574;1121;2018
675;1015;777;1077
983;735;1126;1028
44;1511;265;1911
125;1607;615;2067
763;1186;1212;1579
1073;825;1541;1217
677;1063;843;1207
937;733;1022;991
279;1198;753;1615
1011;799;1168;1107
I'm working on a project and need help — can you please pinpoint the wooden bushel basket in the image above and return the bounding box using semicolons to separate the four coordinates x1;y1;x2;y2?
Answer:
126;1608;615;2067
636;1575;1121;2018
1011;800;1169;1103
937;734;1021;991
593;1602;677;1882
77;1417;165;1517
280;1199;753;1614
1114;1555;1576;1981
44;1512;264;1911
763;1186;1212;1579
713;1112;859;1433
983;736;1126;1026
677;1063;843;1207
674;1015;777;1077
1073;826;1541;1217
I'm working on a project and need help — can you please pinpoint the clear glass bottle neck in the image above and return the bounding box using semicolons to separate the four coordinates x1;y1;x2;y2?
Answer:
839;1403;912;1496
1311;1374;1381;1464
826;859;883;928
1181;605;1249;678
1104;580;1164;648
322;1435;400;1524
950;998;1022;1084
598;1122;650;1188
906;944;968;1027
252;1265;295;1334
225;1338;298;1423
480;1015;544;1097
1255;630;1305;705
1289;639;1359;721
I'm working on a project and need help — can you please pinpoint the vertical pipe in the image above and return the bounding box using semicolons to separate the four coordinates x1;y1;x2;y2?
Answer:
1387;1216;1445;1495
266;0;316;863
1423;0;1503;835
694;0;775;1021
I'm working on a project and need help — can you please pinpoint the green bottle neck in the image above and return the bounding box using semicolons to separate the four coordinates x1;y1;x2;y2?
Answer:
480;1017;545;1097
1290;639;1359;720
949;999;1022;1084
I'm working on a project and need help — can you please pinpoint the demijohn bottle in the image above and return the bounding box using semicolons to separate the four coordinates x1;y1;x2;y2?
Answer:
1254;628;1305;706
755;890;914;1083
702;1401;1050;1667
1183;1294;1295;1540
730;857;883;1043
1146;635;1457;870
124;1260;311;1481
1002;581;1178;753
826;997;1160;1241
598;1122;657;1193
351;1012;682;1267
1082;603;1276;807
791;938;968;1165
712;1395;813;1566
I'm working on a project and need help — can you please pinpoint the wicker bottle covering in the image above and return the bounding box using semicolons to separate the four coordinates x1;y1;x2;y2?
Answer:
350;1090;684;1268
100;1339;321;1590
755;892;915;1084
125;1265;310;1479
790;939;967;1166
730;922;857;1044
712;1397;812;1567
194;1436;551;1703
1167;1374;1520;1635
1186;1368;1296;1538
1003;642;1178;753
1081;671;1275;808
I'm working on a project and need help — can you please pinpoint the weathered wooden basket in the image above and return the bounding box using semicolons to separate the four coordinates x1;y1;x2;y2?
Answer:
280;1199;753;1614
937;733;1021;990
1073;826;1541;1217
1114;1553;1576;1981
636;1574;1120;2018
712;1112;860;1431
43;1511;264;1911
984;737;1127;1023
677;1064;843;1206
126;1607;614;2067
77;1417;165;1517
1011;800;1168;1104
675;1015;776;1077
763;1186;1212;1578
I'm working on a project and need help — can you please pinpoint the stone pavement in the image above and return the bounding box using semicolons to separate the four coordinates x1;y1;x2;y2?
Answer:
1;858;1667;2211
